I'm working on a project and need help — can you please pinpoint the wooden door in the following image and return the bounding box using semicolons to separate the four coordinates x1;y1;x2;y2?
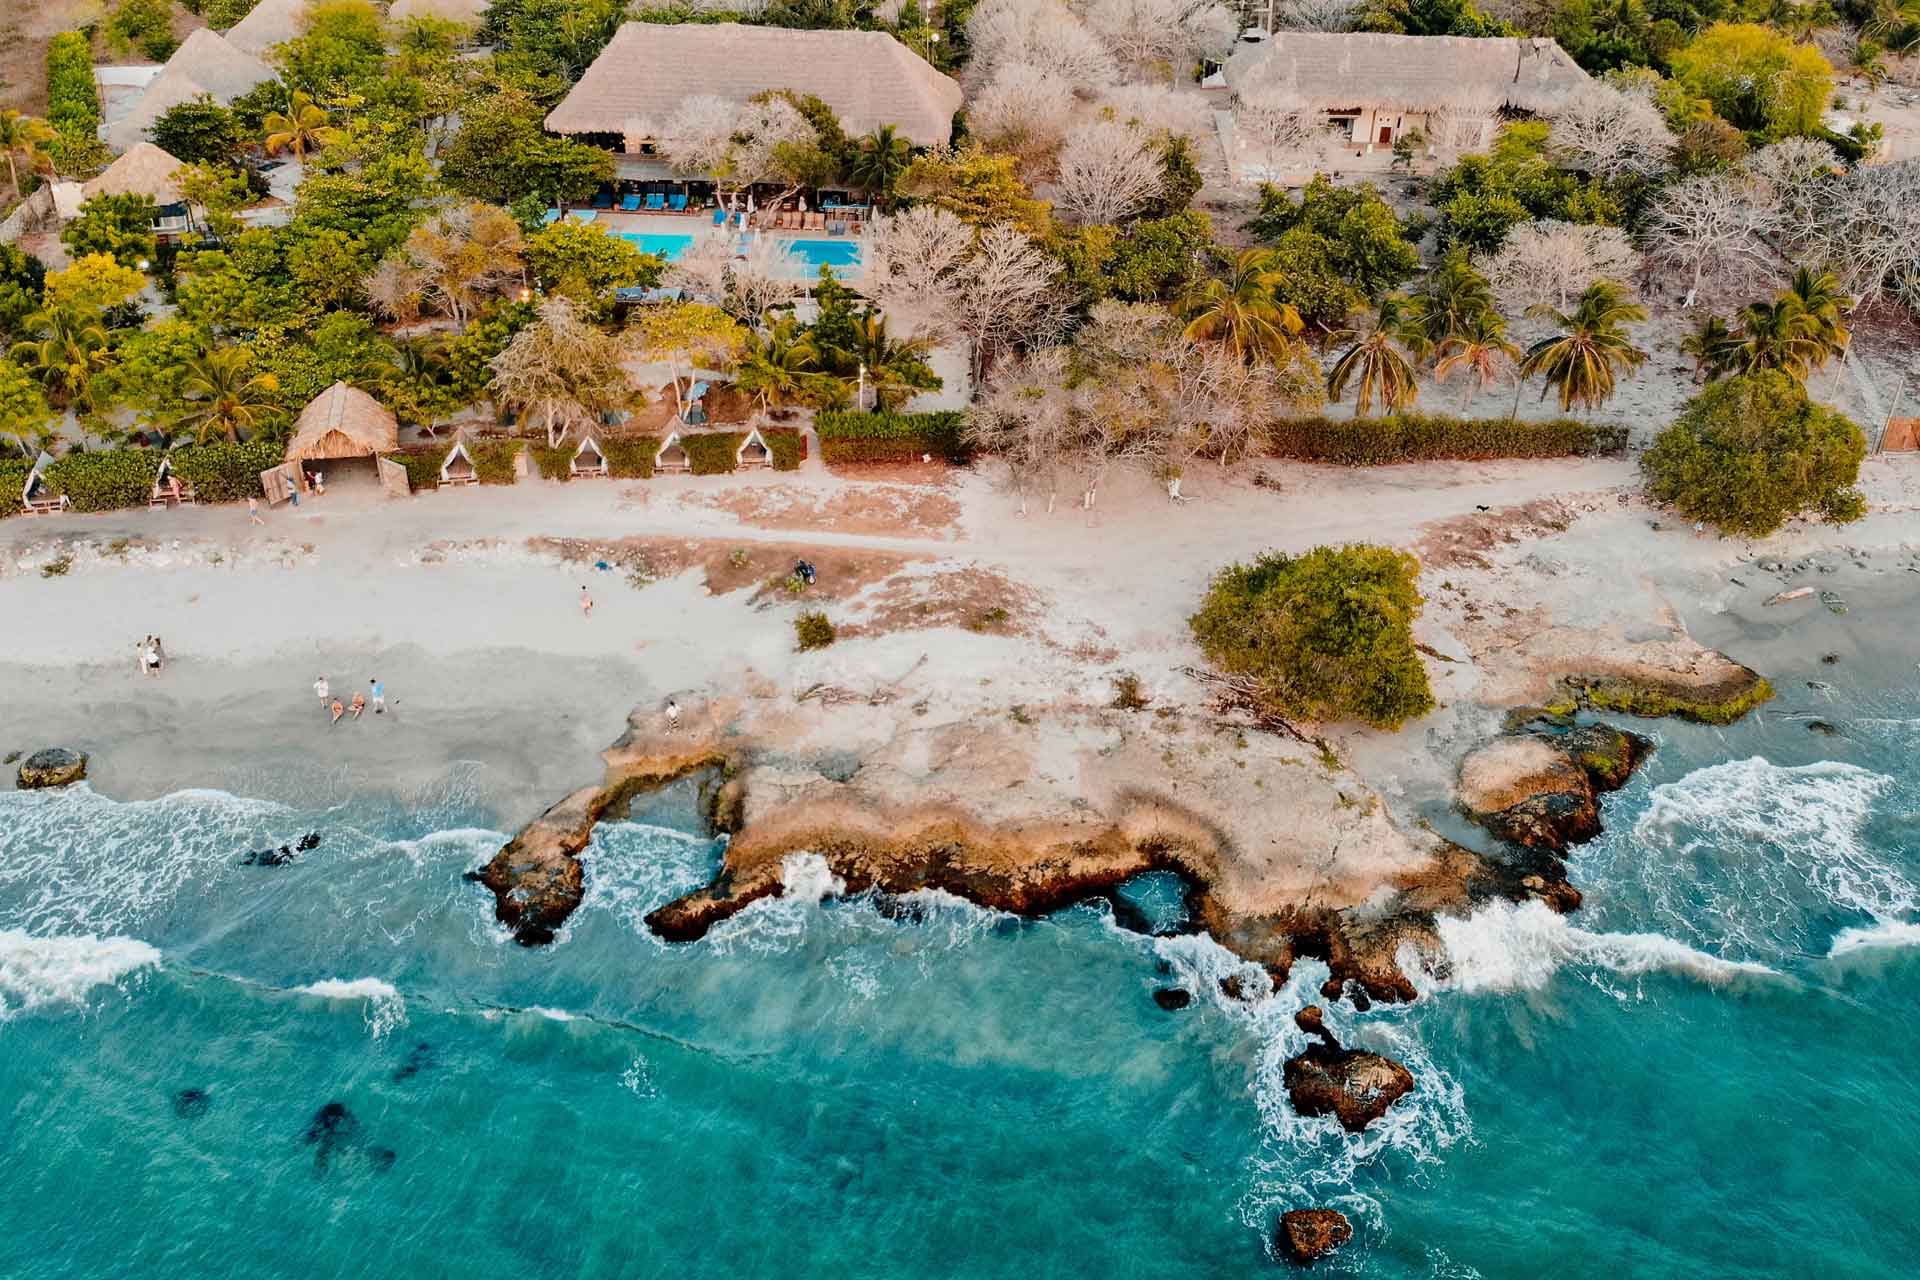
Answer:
259;464;295;505
1378;125;1393;146
377;454;411;497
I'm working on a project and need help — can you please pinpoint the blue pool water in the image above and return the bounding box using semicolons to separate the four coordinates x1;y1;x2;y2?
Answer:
619;231;860;271
4;635;1917;1275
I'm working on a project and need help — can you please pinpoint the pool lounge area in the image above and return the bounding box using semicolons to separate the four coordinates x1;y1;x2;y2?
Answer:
543;205;865;278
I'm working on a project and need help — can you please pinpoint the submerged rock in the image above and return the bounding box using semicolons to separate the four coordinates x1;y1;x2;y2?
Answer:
1152;987;1192;1011
1282;1019;1415;1134
393;1041;434;1081
303;1101;359;1170
1277;1208;1353;1264
17;747;86;789
172;1088;211;1120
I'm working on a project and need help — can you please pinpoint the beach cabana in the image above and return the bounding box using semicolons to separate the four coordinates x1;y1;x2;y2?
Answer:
571;435;608;478
736;427;771;470
439;431;478;486
80;143;195;240
147;454;196;508
655;432;690;474
107;29;274;154
21;452;68;516
284;382;407;496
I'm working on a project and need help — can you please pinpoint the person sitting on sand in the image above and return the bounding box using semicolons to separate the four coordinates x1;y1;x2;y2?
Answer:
349;692;367;719
330;699;346;725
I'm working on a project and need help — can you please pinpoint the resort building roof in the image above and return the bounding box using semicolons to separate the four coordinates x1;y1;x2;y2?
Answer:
286;382;400;461
545;23;963;148
82;142;189;206
106;29;275;154
1224;33;1591;114
226;0;312;58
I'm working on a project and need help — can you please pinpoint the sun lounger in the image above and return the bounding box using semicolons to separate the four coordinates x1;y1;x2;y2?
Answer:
591;190;614;209
807;212;824;231
645;193;665;211
620;193;641;211
669;193;688;212
712;207;727;226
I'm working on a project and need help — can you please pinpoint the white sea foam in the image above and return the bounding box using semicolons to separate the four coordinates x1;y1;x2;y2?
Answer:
1594;757;1911;959
1429;899;1777;995
296;977;407;1038
1828;918;1920;958
525;1006;579;1022
0;928;161;1022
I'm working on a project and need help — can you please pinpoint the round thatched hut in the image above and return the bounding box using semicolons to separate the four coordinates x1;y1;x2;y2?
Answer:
284;382;402;494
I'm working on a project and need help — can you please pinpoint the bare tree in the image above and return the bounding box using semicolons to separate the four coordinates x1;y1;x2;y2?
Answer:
970;64;1078;171
730;235;806;318
1236;89;1328;174
1643;173;1783;306
488;297;631;446
662;228;735;302
1745;136;1842;254
1546;82;1675;180
1078;0;1237;79
968;345;1076;514
1271;0;1363;29
1804;160;1920;307
399;202;526;328
968;0;1118;90
862;205;976;339
364;255;427;325
653;95;738;177
1096;82;1212;141
1483;221;1640;312
656;93;817;205
1052;119;1165;225
1426;86;1503;155
950;224;1075;383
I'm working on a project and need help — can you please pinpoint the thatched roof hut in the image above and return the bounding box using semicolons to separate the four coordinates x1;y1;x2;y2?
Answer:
1224;33;1591;115
108;30;274;153
546;23;963;148
388;0;487;22
81;143;188;206
226;0;311;57
286;383;400;462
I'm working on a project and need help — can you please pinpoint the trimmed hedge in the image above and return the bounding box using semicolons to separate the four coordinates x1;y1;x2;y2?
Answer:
47;33;101;140
46;449;163;511
0;460;30;519
1264;414;1628;466
684;431;742;476
390;446;450;493
766;426;805;471
471;440;521;485
170;440;282;503
816;410;968;464
530;442;574;481
603;437;657;479
0;440;283;516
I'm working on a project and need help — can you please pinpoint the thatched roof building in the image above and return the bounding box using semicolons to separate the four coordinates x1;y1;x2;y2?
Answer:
1224;33;1591;115
388;0;487;22
81;143;188;206
108;29;274;153
226;0;311;58
286;383;400;462
546;23;962;148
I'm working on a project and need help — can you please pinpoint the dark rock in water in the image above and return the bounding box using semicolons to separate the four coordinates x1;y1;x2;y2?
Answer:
367;1146;397;1172
1458;724;1652;856
1807;720;1841;737
295;832;321;852
1277;1208;1353;1263
2;750;19;764
18;747;87;789
1822;653;1841;665
1282;1023;1415;1133
1557;724;1653;791
304;1101;360;1170
870;893;929;925
241;846;298;867
172;1088;211;1119
1220;971;1272;1002
393;1041;435;1081
1152;987;1192;1011
1293;1005;1334;1046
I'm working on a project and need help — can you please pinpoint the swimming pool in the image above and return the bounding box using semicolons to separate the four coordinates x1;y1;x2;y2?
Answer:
618;232;861;273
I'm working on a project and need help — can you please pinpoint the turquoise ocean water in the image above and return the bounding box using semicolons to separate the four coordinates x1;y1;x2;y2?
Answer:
3;684;1916;1277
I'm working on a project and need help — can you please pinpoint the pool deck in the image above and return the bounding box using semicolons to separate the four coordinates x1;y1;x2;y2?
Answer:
590;208;865;277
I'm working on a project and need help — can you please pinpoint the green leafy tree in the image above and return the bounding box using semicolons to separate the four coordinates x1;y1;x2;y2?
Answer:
897;146;1051;235
91;317;210;426
1104;210;1214;303
263;91;344;163
733;315;838;413
837;311;940;410
150;98;245;165
0;357;57;454
1143;135;1203;219
275;0;387;98
107;0;178;61
480;0;626;83
0;244;47;339
45;254;146;315
61;194;159;270
1519;280;1648;413
1671;23;1833;138
175;346;283;442
1190;544;1435;730
1642;371;1866;535
1407;250;1498;353
1245;176;1421;301
525;221;661;302
1326;295;1424;416
439;88;613;207
1432;123;1621;252
1178;248;1304;364
0;110;56;197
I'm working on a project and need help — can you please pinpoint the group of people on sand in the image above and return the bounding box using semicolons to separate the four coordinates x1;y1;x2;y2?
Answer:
136;635;167;676
314;675;386;725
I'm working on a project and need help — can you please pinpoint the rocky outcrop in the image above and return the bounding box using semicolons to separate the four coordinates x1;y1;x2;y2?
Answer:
1471;623;1773;726
1152;987;1192;1010
1277;1209;1353;1264
1459;721;1651;856
1282;1006;1415;1134
17;747;86;789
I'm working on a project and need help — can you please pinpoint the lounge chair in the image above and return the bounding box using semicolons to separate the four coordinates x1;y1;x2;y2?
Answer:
590;190;614;210
806;213;824;231
668;193;688;212
540;208;562;225
620;193;641;212
645;193;665;211
712;207;727;226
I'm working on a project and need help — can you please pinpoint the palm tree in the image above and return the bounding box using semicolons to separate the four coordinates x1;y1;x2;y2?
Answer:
0;109;55;196
1784;266;1852;363
1680;313;1734;380
18;307;110;410
844;311;938;410
1519;280;1649;414
846;124;912;205
1433;308;1521;413
1720;298;1824;379
1178;249;1303;365
1409;250;1497;355
263;92;344;162
1326;295;1423;416
175;347;282;442
732;316;832;414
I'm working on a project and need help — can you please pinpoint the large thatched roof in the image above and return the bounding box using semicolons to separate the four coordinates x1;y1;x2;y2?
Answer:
225;0;310;57
82;143;188;206
1224;33;1591;115
286;382;400;461
546;23;962;148
107;29;275;153
388;0;487;22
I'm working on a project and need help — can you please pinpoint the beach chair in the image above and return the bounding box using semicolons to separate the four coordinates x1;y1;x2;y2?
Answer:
147;456;196;509
571;434;608;478
655;432;690;474
712;207;727;226
590;189;614;210
828;219;845;237
807;213;824;231
21;456;67;515
620;193;641;212
645;193;665;211
669;193;688;212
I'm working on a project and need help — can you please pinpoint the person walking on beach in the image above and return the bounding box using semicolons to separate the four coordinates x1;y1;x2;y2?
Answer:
315;675;330;715
248;496;264;526
138;637;160;677
665;699;681;732
369;678;385;715
580;586;593;619
152;636;166;671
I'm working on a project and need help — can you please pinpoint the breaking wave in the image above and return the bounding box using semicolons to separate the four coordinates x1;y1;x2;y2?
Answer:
0;928;161;1022
1429;900;1777;995
1828;918;1920;959
295;977;408;1038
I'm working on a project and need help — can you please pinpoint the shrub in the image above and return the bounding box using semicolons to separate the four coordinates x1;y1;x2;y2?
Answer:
389;446;451;493
816;410;967;464
530;442;574;481
765;426;805;471
45;449;163;512
1642;372;1866;537
170;440;283;503
1190;544;1435;730
603;437;658;479
0;460;30;519
794;609;836;650
46;33;101;143
471;440;522;485
683;431;742;475
1265;414;1627;465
